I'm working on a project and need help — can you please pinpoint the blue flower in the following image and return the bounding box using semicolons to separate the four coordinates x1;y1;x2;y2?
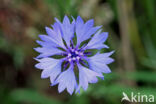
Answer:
34;16;114;95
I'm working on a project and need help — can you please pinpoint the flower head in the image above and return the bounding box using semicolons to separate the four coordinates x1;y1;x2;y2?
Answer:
34;16;114;95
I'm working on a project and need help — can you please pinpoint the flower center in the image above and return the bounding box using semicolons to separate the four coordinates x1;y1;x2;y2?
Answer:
67;48;83;62
71;51;78;58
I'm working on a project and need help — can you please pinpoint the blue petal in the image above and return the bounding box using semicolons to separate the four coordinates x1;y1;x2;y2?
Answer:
39;35;65;49
75;16;84;34
88;51;114;74
36;40;55;48
45;27;65;49
54;65;77;95
84;30;109;50
39;35;56;43
51;22;60;32
75;16;84;44
75;16;101;46
35;58;60;69
76;64;103;93
84;26;101;40
34;47;63;58
55;16;75;47
35;58;62;83
84;19;94;30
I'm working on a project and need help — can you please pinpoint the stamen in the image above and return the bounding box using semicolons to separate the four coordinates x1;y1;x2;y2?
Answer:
72;57;76;60
75;51;79;54
76;56;80;60
68;58;72;62
68;53;72;57
66;48;84;62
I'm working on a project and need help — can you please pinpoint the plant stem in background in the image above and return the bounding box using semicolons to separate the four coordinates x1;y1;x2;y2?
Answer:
117;0;136;86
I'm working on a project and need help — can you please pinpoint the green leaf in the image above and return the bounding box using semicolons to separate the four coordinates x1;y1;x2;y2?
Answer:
126;71;156;82
10;89;62;104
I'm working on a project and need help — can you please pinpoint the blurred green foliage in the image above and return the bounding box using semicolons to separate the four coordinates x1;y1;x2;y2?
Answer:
10;89;61;104
0;0;156;104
